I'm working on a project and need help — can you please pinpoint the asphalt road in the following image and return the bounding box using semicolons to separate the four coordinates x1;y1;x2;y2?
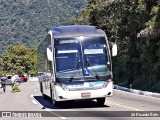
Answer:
0;80;160;120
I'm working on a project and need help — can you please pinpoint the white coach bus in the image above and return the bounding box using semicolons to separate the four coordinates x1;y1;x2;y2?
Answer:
37;25;117;106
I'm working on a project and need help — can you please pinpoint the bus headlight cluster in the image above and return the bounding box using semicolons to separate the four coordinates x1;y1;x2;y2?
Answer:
103;81;110;88
61;84;69;91
103;82;108;88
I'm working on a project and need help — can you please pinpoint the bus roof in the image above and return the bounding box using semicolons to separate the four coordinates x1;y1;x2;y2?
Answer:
51;25;106;38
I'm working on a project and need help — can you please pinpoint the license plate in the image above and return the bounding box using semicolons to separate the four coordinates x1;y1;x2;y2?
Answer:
81;92;91;97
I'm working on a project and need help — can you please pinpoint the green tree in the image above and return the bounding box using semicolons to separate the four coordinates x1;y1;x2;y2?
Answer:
74;0;160;92
0;45;37;75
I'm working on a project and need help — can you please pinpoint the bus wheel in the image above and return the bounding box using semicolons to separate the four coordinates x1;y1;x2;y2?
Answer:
41;83;47;99
51;92;60;106
42;93;48;99
52;99;61;106
97;98;105;105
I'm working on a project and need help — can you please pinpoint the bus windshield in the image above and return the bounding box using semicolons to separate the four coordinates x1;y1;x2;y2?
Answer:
54;37;110;79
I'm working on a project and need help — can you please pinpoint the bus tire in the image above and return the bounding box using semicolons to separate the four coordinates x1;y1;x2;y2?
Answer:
40;82;43;92
51;91;61;106
52;99;60;106
40;82;47;99
42;93;48;99
97;98;105;105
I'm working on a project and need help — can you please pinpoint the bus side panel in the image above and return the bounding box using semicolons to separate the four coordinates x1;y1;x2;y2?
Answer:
37;34;51;97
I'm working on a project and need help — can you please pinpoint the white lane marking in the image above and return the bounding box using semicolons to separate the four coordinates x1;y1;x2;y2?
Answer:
59;117;67;119
45;109;67;119
30;88;67;119
31;100;38;104
34;89;37;92
45;109;51;111
30;94;34;98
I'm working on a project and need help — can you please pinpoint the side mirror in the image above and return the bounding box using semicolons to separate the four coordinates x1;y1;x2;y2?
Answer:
46;45;53;61
111;42;117;56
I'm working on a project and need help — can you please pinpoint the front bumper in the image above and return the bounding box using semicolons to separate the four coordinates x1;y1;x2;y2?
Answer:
54;81;113;101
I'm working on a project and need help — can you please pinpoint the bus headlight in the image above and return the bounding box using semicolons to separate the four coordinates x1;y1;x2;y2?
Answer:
103;82;108;88
103;80;111;88
61;84;69;91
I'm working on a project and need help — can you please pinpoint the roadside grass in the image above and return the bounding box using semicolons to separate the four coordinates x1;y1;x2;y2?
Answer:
11;85;21;93
116;79;160;93
150;81;160;93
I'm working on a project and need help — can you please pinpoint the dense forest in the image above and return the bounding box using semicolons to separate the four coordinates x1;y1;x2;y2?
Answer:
73;0;160;92
0;0;86;57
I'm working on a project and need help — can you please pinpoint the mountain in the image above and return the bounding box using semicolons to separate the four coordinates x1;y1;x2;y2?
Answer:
0;0;86;57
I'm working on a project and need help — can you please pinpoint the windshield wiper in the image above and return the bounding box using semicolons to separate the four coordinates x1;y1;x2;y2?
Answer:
70;59;81;82
86;55;100;80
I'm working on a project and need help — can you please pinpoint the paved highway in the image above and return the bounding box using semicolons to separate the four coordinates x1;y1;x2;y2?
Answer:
0;80;160;120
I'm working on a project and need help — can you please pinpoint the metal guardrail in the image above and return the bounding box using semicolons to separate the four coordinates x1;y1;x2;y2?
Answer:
114;85;160;98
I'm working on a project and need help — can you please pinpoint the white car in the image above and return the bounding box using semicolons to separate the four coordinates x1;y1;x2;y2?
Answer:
7;75;21;85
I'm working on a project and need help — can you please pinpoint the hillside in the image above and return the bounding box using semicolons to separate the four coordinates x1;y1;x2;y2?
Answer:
0;0;86;56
